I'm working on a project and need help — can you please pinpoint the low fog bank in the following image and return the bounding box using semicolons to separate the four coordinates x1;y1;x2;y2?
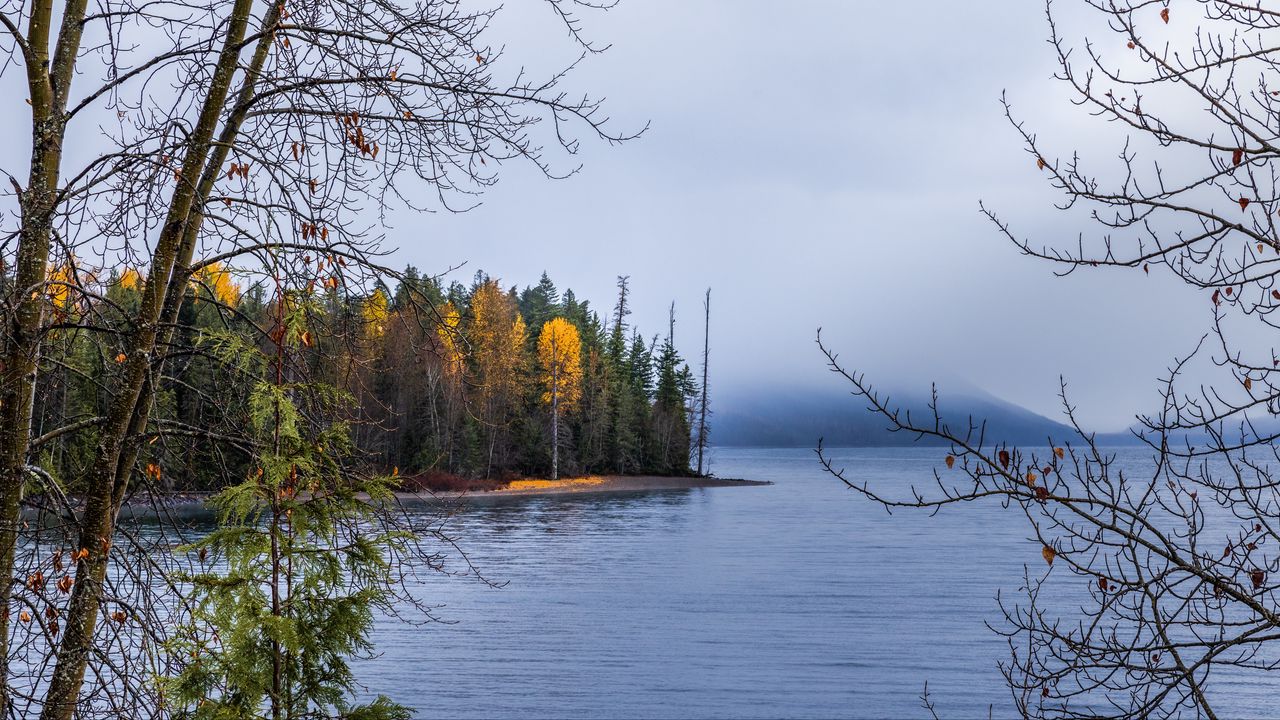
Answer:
709;384;1143;449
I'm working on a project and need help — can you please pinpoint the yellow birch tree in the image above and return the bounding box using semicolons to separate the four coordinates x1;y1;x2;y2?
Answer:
537;317;582;479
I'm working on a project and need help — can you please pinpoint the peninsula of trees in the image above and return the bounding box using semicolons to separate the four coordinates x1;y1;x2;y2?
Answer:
28;266;708;493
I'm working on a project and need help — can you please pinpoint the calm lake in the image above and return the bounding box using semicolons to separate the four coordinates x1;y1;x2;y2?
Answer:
355;446;1272;719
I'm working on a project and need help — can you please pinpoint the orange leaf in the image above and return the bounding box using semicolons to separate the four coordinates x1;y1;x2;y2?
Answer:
1054;447;1064;460
1240;197;1251;211
944;455;955;469
1041;545;1056;566
1245;377;1253;391
1160;7;1169;23
115;353;126;363
1233;148;1244;166
1026;470;1037;487
1127;40;1135;49
1036;157;1046;170
998;449;1010;469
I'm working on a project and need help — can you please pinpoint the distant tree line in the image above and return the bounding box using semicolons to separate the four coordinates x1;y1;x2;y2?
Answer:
26;266;708;491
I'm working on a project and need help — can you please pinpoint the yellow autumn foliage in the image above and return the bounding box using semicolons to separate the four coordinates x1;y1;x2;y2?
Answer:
119;267;144;292
470;281;526;403
505;476;606;491
436;302;465;377
361;288;389;338
193;262;240;306
47;261;76;309
537;317;582;411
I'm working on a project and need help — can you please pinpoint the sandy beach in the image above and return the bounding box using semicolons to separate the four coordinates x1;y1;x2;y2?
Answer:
421;475;770;501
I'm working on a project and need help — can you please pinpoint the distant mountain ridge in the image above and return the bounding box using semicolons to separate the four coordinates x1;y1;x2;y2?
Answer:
711;387;1141;448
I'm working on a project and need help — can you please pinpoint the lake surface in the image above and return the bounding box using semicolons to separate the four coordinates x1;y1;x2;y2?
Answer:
355;446;1271;719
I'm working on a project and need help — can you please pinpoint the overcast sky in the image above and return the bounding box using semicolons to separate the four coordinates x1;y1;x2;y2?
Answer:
1;1;1210;432
373;0;1212;432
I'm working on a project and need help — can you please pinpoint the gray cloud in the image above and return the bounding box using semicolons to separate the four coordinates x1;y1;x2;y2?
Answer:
0;1;1220;432
376;1;1216;431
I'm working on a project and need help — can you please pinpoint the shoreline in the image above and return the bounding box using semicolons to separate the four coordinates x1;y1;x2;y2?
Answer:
25;475;770;522
420;475;771;501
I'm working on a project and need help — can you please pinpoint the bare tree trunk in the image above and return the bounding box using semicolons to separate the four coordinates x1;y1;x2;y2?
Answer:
551;361;560;480
0;1;91;712
696;288;710;476
39;3;257;717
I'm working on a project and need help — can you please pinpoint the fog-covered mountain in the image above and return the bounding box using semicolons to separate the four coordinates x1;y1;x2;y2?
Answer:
711;387;1141;448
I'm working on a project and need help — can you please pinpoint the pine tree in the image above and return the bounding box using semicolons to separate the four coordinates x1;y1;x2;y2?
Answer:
165;295;411;720
519;272;560;342
652;305;692;475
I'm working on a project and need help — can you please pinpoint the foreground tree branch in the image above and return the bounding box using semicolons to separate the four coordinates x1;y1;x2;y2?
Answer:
822;3;1280;718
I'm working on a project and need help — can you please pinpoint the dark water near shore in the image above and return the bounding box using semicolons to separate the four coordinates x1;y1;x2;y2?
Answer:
355;447;1274;719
